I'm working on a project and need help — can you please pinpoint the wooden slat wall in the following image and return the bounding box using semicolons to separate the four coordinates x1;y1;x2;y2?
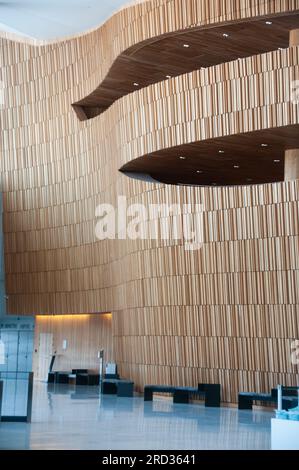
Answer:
32;314;113;374
0;0;299;402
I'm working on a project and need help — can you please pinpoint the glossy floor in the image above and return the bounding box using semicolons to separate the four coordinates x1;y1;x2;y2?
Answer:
0;383;272;450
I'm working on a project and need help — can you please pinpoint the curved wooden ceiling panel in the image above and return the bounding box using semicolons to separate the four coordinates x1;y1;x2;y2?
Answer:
73;13;299;120
118;48;299;186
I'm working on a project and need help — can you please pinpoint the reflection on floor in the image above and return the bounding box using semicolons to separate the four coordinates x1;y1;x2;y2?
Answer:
0;383;272;450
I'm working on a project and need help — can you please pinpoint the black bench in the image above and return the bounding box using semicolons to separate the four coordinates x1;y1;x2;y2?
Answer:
76;373;99;386
102;379;134;397
144;383;221;407
47;371;56;383
48;371;71;384
238;387;299;410
56;371;71;384
48;370;99;386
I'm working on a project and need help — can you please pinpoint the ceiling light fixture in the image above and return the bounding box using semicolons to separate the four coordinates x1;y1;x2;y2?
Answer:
196;170;203;174
265;21;273;25
166;75;171;79
274;159;281;163
218;150;225;154
223;33;229;38
261;143;268;147
234;165;240;169
179;156;186;160
133;82;139;87
183;44;190;48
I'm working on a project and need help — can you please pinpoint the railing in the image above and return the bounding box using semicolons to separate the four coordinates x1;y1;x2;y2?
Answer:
0;371;33;422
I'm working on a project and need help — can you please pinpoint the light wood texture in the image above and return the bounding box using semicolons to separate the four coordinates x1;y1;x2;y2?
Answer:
0;0;299;402
284;148;299;180
33;314;113;375
290;28;299;46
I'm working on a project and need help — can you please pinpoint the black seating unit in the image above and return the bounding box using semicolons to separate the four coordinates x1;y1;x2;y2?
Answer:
102;379;134;397
238;386;299;410
47;371;56;383
48;370;99;386
48;371;71;384
56;371;71;384
198;383;221;407
144;383;221;407
88;374;100;386
75;373;89;386
76;373;99;386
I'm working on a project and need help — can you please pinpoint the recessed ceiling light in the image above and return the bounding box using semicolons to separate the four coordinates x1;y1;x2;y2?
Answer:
196;170;203;174
223;33;229;38
183;44;190;48
261;143;268;147
265;21;273;25
234;165;240;169
218;150;225;154
179;156;186;160
166;75;171;79
274;159;281;163
133;82;139;87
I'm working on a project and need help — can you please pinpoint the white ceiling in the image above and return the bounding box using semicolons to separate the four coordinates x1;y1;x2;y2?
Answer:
0;0;141;40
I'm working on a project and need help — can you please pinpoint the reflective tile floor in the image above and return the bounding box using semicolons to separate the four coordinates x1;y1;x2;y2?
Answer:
0;383;272;450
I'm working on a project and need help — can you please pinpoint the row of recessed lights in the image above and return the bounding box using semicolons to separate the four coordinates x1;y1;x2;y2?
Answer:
132;21;283;88
181;21;275;48
179;158;281;165
179;143;279;157
178;144;281;171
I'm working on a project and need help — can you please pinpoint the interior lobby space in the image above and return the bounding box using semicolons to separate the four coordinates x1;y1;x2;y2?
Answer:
0;384;272;450
0;0;299;455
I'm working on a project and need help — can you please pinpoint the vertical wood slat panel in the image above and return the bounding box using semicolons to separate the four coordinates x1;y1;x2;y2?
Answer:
1;1;299;402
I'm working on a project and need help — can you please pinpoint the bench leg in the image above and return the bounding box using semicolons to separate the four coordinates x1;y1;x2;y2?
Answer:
173;390;189;404
102;382;117;395
238;396;253;410
282;399;295;411
118;384;134;398
199;384;221;407
47;373;55;384
144;389;153;401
